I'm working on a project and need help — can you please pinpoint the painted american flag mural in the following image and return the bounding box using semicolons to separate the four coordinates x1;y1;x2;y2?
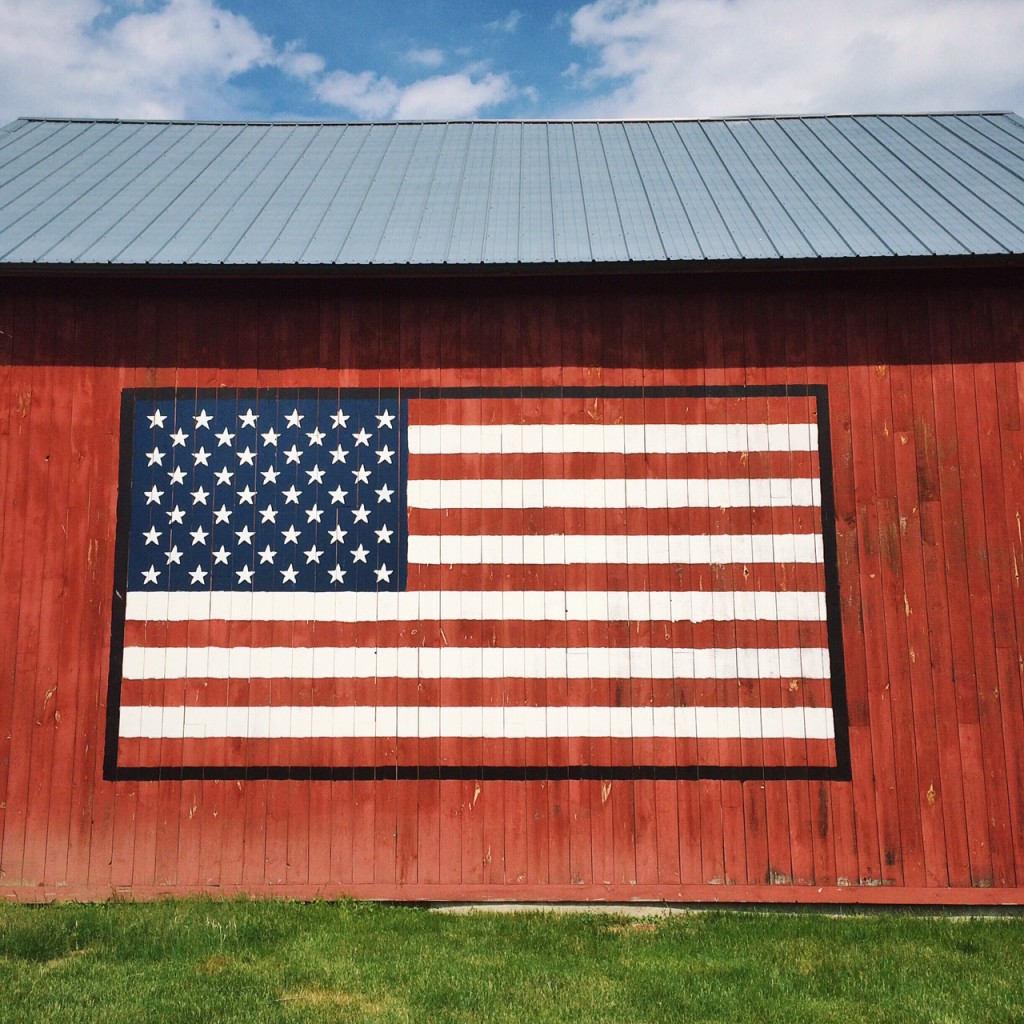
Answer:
105;386;849;781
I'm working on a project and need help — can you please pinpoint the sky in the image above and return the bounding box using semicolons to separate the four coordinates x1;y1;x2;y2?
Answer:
1;0;1024;126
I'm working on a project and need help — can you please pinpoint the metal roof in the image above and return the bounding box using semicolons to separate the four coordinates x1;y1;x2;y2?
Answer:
1;113;1023;270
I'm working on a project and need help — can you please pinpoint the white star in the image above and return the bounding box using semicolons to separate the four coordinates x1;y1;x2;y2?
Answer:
330;445;349;464
213;504;232;524
330;409;350;428
352;504;370;524
261;427;280;447
191;486;209;506
376;409;395;430
142;565;160;585
215;427;235;447
282;485;302;504
193;447;211;467
167;506;186;524
328;525;348;544
350;544;369;563
375;524;393;544
261;466;280;485
328;564;346;584
214;466;233;486
352;427;372;447
194;409;212;429
352;464;371;484
304;545;323;564
305;464;325;484
236;565;255;585
281;525;301;545
328;485;348;504
237;485;256;504
374;563;393;583
259;504;278;523
306;504;323;524
147;409;166;429
145;485;163;505
239;408;258;428
376;445;394;464
190;525;208;546
169;428;188;447
212;546;230;564
146;447;164;466
281;564;298;584
235;525;255;545
284;445;302;464
168;466;187;485
189;565;208;586
143;526;162;545
375;483;393;504
237;446;256;466
165;545;182;565
306;427;325;446
258;546;277;564
285;408;304;429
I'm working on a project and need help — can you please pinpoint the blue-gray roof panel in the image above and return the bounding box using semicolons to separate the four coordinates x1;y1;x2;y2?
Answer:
873;117;1024;250
447;123;496;265
599;123;668;262
1;113;1022;268
297;123;393;264
191;124;311;264
548;124;591;262
620;123;702;261
649;121;740;260
260;125;362;264
701;121;814;259
481;122;521;263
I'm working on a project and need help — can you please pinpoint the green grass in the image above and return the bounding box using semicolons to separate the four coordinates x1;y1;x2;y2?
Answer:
0;900;1021;1023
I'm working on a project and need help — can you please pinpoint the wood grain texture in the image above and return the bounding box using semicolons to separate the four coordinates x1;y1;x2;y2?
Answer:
0;267;1022;903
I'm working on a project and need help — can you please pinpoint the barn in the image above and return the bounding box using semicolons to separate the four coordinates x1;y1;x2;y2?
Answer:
1;112;1023;904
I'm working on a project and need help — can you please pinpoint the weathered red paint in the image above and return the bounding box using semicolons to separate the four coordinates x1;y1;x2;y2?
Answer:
1;267;1023;903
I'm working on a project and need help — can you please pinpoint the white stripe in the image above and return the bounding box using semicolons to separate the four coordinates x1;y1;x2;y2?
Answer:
408;423;818;455
408;477;821;509
125;589;828;623
408;533;824;565
121;645;830;680
118;704;835;740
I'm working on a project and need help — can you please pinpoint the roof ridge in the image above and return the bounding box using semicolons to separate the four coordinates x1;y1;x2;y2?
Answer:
4;112;1015;129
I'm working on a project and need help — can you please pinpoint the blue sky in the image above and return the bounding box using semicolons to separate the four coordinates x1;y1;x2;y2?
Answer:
2;0;1024;125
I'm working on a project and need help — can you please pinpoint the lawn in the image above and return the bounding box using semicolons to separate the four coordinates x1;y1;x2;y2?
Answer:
0;899;1020;1023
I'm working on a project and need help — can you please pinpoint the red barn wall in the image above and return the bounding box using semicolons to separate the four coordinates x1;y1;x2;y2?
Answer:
1;267;1022;903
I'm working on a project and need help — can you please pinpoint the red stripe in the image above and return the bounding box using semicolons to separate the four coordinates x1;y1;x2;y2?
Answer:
406;562;827;592
411;506;823;536
408;396;818;427
119;677;833;709
115;736;837;770
409;450;821;480
124;617;829;650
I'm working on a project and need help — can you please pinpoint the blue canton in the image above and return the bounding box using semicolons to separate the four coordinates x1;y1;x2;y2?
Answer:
126;393;408;591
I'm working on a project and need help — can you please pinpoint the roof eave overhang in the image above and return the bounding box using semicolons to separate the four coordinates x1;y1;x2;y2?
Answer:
1;253;1023;280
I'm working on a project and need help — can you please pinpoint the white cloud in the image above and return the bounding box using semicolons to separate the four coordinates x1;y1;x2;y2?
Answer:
317;68;516;121
404;47;445;69
487;9;523;33
567;0;1024;118
0;0;321;121
393;72;516;119
315;70;401;119
277;42;325;81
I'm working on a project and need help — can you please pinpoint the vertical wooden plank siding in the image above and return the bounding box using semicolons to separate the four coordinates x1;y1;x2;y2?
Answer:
0;267;1022;904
